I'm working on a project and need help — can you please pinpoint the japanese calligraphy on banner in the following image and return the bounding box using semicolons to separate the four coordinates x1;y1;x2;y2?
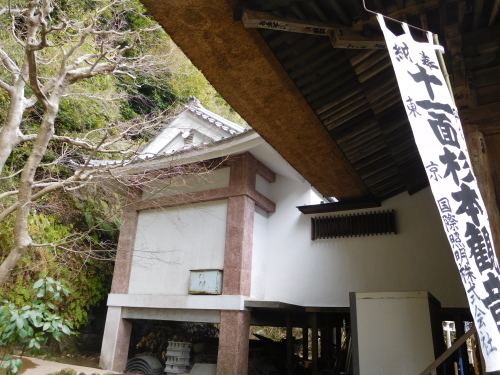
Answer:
377;14;500;371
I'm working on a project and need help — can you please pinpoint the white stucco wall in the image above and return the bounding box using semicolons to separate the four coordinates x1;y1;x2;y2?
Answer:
128;200;227;295
254;175;468;308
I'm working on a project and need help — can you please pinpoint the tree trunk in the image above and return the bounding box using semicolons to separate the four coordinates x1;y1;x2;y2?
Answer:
0;99;59;285
0;81;28;173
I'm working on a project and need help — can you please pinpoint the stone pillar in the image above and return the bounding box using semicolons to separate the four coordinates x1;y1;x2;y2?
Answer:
222;195;255;295
101;187;140;371
99;306;132;372
222;153;256;296
110;187;141;293
217;310;251;375
217;154;256;375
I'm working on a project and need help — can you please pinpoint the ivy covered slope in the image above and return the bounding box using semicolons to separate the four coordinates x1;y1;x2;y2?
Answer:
0;0;244;329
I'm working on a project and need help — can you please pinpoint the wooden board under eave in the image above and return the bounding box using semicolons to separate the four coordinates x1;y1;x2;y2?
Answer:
138;0;370;199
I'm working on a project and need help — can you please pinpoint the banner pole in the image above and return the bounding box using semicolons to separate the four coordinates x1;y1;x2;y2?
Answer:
433;33;456;106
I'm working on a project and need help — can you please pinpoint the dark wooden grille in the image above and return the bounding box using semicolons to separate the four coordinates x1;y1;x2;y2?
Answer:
311;210;396;240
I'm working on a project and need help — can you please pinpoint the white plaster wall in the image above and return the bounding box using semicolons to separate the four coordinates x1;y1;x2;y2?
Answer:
128;200;227;295
142;167;230;200
255;174;270;197
261;175;468;308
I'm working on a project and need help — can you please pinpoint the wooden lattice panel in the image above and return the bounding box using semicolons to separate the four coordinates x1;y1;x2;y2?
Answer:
311;210;396;240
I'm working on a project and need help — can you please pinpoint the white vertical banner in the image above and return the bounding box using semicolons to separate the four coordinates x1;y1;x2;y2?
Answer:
377;14;500;371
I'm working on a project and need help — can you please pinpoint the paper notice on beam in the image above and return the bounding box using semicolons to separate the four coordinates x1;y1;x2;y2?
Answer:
377;14;500;371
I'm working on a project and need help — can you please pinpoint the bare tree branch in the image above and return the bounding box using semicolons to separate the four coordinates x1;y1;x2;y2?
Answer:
0;190;18;199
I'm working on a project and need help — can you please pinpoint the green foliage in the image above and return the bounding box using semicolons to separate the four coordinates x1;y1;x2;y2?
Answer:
0;189;118;328
55;75;122;133
0;278;74;374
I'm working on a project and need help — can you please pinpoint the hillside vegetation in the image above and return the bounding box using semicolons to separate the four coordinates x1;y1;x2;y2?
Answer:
0;0;244;328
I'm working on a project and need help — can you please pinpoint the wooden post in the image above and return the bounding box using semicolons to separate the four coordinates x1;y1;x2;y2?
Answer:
312;312;318;375
464;128;500;263
335;318;342;353
324;316;333;370
454;316;471;375
286;312;293;375
302;316;309;364
445;24;477;110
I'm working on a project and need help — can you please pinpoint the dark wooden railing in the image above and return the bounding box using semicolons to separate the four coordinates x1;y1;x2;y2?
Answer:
419;326;476;375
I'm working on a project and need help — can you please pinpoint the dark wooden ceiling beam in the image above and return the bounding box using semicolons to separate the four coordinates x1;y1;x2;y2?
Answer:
472;0;484;29
302;65;353;95
242;9;385;49
318;92;366;119
348;49;379;67
310;79;361;109
439;0;447;33
337;122;380;147
304;72;355;101
325;102;371;129
457;0;466;28
290;4;307;20
357;57;392;82
461;104;500;131
282;39;332;69
488;0;500;26
352;149;391;170
370;88;402;113
323;98;369;125
315;85;363;114
289;50;338;79
351;50;388;75
308;1;330;23
327;0;351;26
242;9;341;34
351;0;457;31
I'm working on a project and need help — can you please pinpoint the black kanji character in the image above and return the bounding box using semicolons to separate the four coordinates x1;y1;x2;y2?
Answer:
416;100;453;114
465;222;493;273
406;96;421;117
482;227;500;274
460;262;476;288
393;42;411;62
420;51;438;70
428;112;460;148
454;242;468;267
408;64;443;100
482;271;500;333
437;197;452;213
426;161;441;181
468;284;481;304
462;171;475;183
443;213;459;232
475;305;487;328
452;184;483;226
480;331;498;355
439;147;461;185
